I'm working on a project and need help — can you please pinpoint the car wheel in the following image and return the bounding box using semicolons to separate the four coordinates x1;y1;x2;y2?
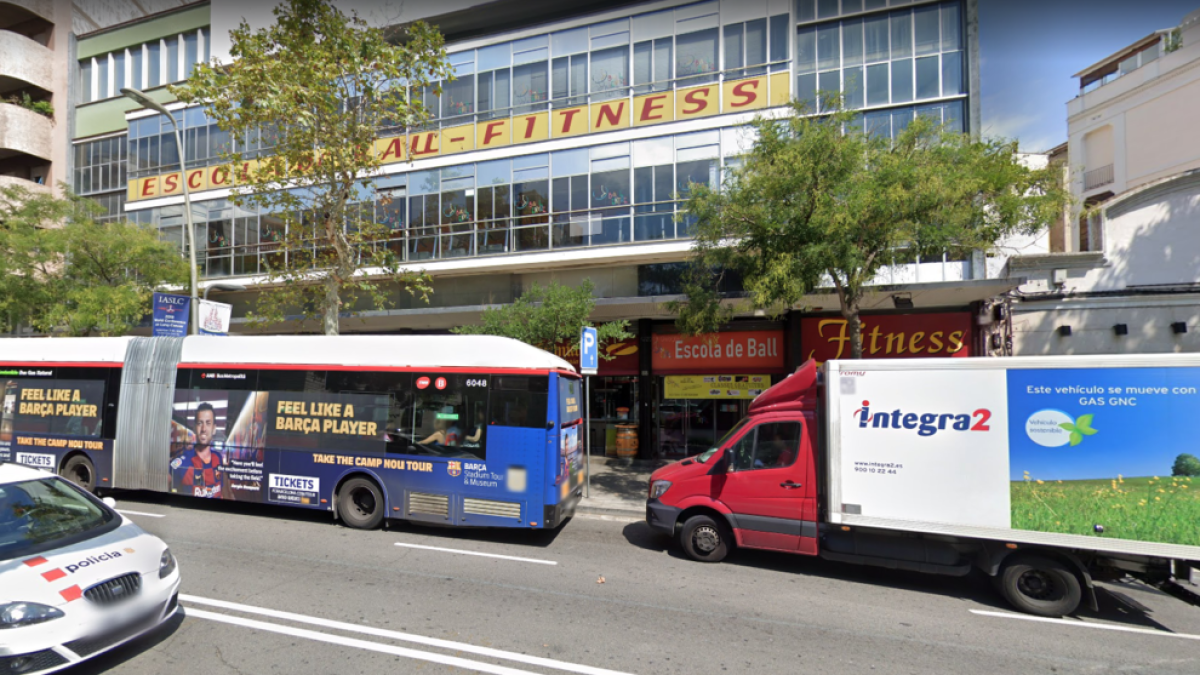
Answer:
338;477;384;530
62;455;96;492
999;554;1082;617
680;514;731;562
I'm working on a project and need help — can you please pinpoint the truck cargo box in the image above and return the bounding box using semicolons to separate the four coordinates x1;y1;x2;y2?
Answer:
825;354;1200;561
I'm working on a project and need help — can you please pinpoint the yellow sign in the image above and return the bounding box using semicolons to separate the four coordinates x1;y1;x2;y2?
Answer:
127;74;788;202
664;375;770;400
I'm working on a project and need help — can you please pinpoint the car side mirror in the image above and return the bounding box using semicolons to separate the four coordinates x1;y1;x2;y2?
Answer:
707;451;730;476
102;496;117;509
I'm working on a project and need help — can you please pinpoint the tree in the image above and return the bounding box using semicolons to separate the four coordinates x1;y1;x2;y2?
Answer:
671;101;1069;358
451;281;632;357
0;185;189;336
174;0;453;334
1172;453;1200;477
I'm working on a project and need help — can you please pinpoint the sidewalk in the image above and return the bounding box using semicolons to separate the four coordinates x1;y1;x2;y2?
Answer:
575;456;670;518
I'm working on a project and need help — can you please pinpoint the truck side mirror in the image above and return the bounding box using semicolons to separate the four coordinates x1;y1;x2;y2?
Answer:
708;451;730;476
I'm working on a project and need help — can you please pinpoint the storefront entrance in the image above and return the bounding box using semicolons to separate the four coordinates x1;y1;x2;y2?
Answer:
656;392;748;459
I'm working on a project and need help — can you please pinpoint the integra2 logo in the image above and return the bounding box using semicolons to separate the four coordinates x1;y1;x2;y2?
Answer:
854;400;992;437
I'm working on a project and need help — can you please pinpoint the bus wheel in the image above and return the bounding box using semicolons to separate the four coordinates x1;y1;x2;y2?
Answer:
999;554;1082;617
338;477;384;530
680;514;731;563
62;455;96;492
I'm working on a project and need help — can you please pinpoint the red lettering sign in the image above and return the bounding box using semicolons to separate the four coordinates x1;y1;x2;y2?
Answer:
594;101;625;128
681;88;711;115
557;108;583;134
638;95;668;122
729;80;760;108
482;121;506;145
651;330;785;373
800;313;973;363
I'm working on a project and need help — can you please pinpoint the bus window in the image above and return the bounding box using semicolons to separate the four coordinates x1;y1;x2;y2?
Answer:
406;375;488;460
6;377;107;439
325;371;413;455
558;376;581;427
490;376;549;429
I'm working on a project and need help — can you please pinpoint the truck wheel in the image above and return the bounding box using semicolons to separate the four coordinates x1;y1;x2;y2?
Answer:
999;555;1082;617
680;515;731;563
338;478;384;530
62;455;96;492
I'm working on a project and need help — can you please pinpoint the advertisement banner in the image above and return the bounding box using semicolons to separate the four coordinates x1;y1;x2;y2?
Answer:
651;330;784;373
836;365;1200;548
801;313;972;363
152;293;190;337
664;375;771;400
551;338;639;375
198;299;232;336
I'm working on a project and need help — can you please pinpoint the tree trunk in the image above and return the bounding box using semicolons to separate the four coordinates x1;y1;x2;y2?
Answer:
843;300;863;359
323;276;340;336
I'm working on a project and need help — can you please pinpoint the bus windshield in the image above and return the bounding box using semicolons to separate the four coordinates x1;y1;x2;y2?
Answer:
558;376;582;426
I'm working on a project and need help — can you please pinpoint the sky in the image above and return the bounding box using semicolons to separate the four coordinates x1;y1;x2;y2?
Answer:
978;0;1198;153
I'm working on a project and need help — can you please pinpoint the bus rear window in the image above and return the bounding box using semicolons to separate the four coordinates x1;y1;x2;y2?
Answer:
558;377;581;426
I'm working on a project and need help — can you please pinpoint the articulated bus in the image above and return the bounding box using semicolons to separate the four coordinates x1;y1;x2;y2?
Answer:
0;336;585;529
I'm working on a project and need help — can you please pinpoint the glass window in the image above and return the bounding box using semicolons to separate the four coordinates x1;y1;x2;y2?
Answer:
890;10;912;59
478;158;511;185
0;477;117;561
552;148;588;177
746;19;768;70
633;8;673;41
131;46;143;90
590;46;629;97
796;73;817;110
817;24;840;71
490;376;549;428
634;40;652;90
730;422;802;471
590;18;629;50
479;43;511;71
558;376;582;425
676;28;718;85
201;27;209;62
865;0;886;9
796;27;816;74
724;24;744;73
552;27;588;56
942;51;963;96
442;74;474;119
916;55;939;99
654;37;672;84
147;41;161;87
97;55;109;99
843;0;863;12
892;58;913;103
513;60;547;111
184;31;198;78
404;374;488;460
769;15;789;69
866;62;889;106
844;66;863;108
941;2;961;51
819;70;840;109
8;379;107;438
914;4;940;55
843;18;864;67
817;0;839;19
80;59;93;103
166;36;179;83
864;15;888;62
113;50;126;94
797;0;815;22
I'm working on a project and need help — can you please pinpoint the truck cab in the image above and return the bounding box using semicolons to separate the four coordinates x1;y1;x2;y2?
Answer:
646;361;821;560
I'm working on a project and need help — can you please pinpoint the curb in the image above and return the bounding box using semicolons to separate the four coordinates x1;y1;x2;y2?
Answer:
575;502;644;519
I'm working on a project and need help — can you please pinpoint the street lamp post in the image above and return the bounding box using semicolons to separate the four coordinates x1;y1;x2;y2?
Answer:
121;87;199;335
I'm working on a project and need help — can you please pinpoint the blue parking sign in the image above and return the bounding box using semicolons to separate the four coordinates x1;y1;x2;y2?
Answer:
580;327;598;374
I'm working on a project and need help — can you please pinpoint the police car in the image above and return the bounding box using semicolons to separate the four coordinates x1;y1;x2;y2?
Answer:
0;463;181;674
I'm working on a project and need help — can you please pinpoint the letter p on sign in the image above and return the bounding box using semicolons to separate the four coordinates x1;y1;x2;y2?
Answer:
580;327;598;375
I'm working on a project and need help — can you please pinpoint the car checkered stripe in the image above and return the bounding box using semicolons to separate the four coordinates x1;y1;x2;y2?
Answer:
24;555;83;602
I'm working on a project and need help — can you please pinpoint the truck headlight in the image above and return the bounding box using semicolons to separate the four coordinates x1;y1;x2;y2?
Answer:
0;602;64;629
159;548;177;579
649;480;672;500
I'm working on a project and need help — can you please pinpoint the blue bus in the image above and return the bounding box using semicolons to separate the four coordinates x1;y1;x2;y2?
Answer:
0;335;585;529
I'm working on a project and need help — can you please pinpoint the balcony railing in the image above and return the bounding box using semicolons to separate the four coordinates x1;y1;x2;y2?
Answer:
1083;164;1114;191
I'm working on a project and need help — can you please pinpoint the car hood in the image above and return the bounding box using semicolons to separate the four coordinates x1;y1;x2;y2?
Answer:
650;457;711;484
0;519;165;607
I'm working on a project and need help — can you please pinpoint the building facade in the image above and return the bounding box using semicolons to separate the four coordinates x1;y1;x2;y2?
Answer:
66;0;1009;459
1007;8;1200;356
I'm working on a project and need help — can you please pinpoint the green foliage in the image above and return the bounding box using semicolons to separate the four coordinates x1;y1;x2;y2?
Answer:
0;184;189;336
1172;453;1200;477
173;0;453;334
5;93;54;118
671;99;1070;357
451;280;632;356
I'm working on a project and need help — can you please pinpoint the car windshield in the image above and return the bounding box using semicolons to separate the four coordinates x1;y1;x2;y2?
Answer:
0;477;115;561
694;419;749;463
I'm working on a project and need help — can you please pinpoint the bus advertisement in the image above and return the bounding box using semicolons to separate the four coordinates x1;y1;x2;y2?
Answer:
0;336;583;530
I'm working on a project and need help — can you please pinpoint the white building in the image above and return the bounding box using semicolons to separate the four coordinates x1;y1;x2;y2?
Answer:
1006;8;1200;356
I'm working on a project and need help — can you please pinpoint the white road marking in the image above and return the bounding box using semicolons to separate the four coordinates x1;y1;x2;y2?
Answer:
183;596;635;675
187;608;541;675
394;542;558;565
970;609;1200;641
117;509;166;518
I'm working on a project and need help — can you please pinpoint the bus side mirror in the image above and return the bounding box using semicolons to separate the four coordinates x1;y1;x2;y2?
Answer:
546;421;555;431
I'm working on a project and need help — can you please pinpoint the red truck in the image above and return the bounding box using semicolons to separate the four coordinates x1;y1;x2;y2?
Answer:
645;357;1200;617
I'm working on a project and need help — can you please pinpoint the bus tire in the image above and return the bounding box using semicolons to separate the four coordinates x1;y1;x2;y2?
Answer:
338;477;384;530
998;554;1082;617
680;514;731;563
62;454;96;492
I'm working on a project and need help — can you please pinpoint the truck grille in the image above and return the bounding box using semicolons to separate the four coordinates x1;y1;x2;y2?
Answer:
463;498;521;520
408;492;449;517
84;572;142;606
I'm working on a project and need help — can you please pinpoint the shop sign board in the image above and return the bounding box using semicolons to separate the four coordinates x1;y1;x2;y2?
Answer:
651;330;784;373
801;313;972;364
552;339;639;375
664;375;770;400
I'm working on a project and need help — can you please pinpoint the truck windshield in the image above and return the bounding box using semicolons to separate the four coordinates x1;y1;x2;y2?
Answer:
695;420;749;463
0;477;117;561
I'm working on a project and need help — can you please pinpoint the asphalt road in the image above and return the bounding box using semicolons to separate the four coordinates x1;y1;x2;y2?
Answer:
70;492;1200;675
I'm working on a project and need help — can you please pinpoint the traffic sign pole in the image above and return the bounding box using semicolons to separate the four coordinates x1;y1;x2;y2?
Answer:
580;327;598;500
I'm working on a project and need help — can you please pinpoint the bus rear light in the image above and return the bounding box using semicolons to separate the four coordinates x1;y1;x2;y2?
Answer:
320;499;327;504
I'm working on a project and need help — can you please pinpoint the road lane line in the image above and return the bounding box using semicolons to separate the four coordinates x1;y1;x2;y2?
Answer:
970;609;1200;641
117;509;166;518
187;608;542;675
182;595;634;675
394;542;558;565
